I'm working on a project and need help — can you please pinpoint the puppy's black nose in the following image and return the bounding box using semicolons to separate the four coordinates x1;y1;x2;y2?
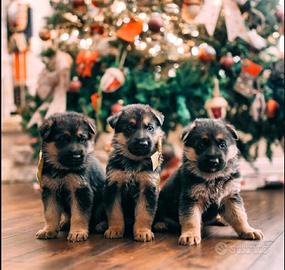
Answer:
208;158;220;167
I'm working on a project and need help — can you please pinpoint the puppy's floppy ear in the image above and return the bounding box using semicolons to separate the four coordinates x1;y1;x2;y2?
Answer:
39;118;54;140
226;123;239;141
107;111;122;129
181;121;197;143
150;108;164;126
83;116;96;135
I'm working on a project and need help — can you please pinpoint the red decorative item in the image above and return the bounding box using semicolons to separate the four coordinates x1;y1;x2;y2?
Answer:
148;13;164;33
241;59;263;77
116;18;143;42
220;53;234;69
72;0;85;8
181;0;202;23
69;77;82;92
204;78;228;119
91;92;101;112
91;23;105;35
39;28;51;41
76;50;99;77
100;67;125;93
91;0;114;7
111;100;124;114
266;99;279;118
198;43;216;62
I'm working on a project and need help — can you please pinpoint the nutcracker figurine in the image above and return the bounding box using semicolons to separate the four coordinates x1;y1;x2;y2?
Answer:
6;0;32;114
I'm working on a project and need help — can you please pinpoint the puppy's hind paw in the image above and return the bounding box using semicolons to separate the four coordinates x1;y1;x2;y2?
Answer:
36;228;58;240
134;228;154;242
239;228;264;240
104;227;124;239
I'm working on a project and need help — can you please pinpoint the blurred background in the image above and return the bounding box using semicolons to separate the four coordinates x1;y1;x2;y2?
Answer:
1;0;284;190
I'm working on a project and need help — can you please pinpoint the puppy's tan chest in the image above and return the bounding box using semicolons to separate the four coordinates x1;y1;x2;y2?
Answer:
107;169;159;187
42;174;88;191
190;179;241;205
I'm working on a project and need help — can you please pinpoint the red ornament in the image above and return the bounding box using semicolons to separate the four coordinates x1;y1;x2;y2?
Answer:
241;59;263;77
116;18;143;42
198;43;216;62
220;53;234;69
266;99;279;118
39;28;51;41
91;0;114;7
76;50;99;77
111;100;124;114
90;23;105;35
148;13;164;33
91;93;101;112
69;77;82;92
72;0;85;8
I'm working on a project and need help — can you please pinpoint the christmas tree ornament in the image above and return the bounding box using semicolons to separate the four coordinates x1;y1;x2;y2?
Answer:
100;67;125;93
28;50;73;128
250;92;266;122
220;53;234;69
266;99;279;119
91;92;101;112
69;76;82;92
148;13;164;33
76;50;99;77
39;28;51;41
91;0;114;8
234;59;263;97
72;0;85;8
198;43;216;62
181;0;202;23
116;18;143;42
111;100;124;114
204;78;228;119
90;22;104;35
6;0;33;113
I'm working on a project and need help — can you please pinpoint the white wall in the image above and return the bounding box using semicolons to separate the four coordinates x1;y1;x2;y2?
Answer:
1;0;52;118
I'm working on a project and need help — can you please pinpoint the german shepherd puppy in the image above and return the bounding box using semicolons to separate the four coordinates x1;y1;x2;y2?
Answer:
154;119;263;245
104;104;164;242
36;112;106;242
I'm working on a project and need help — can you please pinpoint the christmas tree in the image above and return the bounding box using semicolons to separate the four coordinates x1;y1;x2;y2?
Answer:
21;0;284;162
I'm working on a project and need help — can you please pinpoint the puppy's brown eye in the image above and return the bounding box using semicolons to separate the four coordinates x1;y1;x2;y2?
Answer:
146;124;154;132
79;136;87;143
218;141;227;150
127;123;136;131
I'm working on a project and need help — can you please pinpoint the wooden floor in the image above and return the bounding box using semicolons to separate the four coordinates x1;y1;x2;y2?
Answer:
2;183;284;270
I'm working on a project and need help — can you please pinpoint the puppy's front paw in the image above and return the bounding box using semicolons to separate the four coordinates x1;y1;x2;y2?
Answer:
134;228;154;242
67;230;88;242
36;228;58;239
104;226;124;239
239;228;264;240
178;231;201;246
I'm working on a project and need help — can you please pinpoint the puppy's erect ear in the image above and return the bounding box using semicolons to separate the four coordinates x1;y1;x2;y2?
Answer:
83;116;96;135
39;118;54;140
181;121;197;143
107;111;122;129
226;123;239;141
150;108;164;126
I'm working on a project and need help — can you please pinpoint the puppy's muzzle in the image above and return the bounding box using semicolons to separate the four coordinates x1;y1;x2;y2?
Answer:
128;138;151;156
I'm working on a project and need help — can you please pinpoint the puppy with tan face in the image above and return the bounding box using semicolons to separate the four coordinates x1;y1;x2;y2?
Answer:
154;119;263;245
104;104;164;242
36;112;106;242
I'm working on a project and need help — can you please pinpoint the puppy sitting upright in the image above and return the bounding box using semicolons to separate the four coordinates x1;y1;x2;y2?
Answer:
36;112;106;242
155;119;263;245
104;104;164;242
